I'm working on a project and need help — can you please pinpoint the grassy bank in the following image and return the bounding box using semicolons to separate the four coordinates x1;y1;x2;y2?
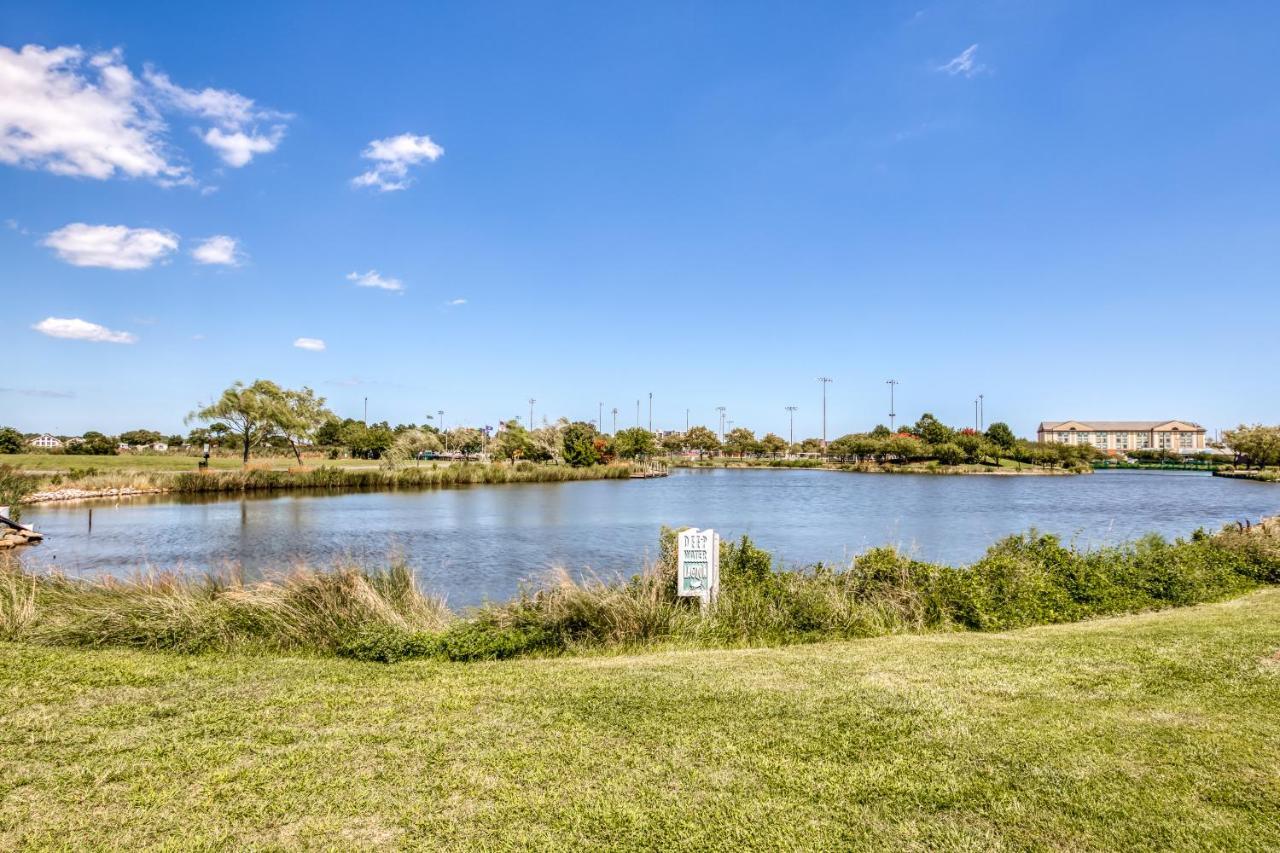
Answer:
2;591;1279;849
671;457;1084;475
4;522;1278;662
22;461;635;501
4;452;385;473
1216;468;1280;483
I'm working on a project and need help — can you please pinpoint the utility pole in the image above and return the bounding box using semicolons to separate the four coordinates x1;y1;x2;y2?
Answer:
974;398;980;432
438;410;446;453
979;394;985;431
685;408;690;432
886;379;898;432
635;399;640;427
528;398;536;430
611;407;618;434
598;402;603;434
716;406;726;442
785;406;798;452
817;377;833;449
648;392;653;432
363;397;368;425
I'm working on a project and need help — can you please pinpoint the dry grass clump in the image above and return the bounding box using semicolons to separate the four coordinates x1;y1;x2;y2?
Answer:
0;557;449;655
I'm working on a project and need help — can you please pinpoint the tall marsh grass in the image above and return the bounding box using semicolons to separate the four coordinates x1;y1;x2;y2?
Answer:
34;462;635;497
4;521;1278;662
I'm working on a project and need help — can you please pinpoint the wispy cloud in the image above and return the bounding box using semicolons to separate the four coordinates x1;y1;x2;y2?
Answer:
938;44;984;78
33;317;137;344
293;337;326;352
191;235;242;266
0;387;75;399
347;269;404;292
446;298;467;306
44;223;178;269
352;133;443;192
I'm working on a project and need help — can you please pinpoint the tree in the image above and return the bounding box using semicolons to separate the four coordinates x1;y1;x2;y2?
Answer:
448;427;486;459
493;420;537;462
934;442;964;465
759;433;787;457
660;432;687;454
684;426;720;459
272;386;333;464
119;429;163;447
0;427;22;454
911;413;955;446
78;431;117;455
383;429;442;468
985;422;1016;451
724;427;758;458
188;380;283;465
613;427;657;460
797;437;823;455
870;424;891;438
1223;424;1280;468
562;421;603;467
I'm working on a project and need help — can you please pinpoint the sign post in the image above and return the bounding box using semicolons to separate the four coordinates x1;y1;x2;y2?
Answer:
677;528;720;609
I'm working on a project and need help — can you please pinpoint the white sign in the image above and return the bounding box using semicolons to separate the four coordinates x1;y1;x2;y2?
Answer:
677;528;720;605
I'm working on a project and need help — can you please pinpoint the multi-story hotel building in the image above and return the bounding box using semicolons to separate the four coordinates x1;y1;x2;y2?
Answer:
1036;420;1206;455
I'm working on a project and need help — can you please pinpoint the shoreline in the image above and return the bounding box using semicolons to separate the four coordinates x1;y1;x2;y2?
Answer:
671;459;1086;476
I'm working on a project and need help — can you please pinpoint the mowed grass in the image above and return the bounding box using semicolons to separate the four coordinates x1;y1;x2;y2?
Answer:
8;453;388;474
3;591;1279;850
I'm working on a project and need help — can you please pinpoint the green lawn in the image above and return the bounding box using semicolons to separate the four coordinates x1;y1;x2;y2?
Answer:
5;452;387;473
2;592;1278;849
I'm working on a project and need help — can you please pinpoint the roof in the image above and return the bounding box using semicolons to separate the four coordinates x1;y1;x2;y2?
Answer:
1038;420;1205;432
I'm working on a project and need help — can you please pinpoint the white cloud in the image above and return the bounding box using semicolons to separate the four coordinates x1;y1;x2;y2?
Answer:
347;269;404;292
191;235;242;266
0;45;181;181
145;69;290;167
939;44;984;78
352;133;443;192
0;43;288;183
293;337;326;351
33;317;137;344
44;223;178;269
446;298;467;306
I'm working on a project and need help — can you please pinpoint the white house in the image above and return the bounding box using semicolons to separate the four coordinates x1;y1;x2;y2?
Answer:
28;434;62;449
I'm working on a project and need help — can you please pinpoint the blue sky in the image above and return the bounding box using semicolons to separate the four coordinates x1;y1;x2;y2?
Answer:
3;1;1279;440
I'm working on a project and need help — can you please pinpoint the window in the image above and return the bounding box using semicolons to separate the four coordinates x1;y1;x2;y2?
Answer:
1180;432;1193;448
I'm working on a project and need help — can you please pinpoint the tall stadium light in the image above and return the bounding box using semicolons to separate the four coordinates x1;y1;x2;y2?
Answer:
598;401;603;433
635;399;640;427
439;410;446;453
785;406;798;452
648;392;653;432
974;398;980;432
686;408;690;432
886;379;899;432
817;377;833;449
528;398;536;430
979;394;985;431
611;407;618;434
716;406;726;442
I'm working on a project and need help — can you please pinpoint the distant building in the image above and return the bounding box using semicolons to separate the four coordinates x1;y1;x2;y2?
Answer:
28;433;62;449
1037;420;1206;454
151;442;169;452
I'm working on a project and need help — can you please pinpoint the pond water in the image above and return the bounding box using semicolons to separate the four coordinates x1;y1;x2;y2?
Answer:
18;469;1279;607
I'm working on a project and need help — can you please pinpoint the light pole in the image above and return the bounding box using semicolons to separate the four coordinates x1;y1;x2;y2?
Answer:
979;394;985;431
685;408;690;432
598;402;603;434
716;406;726;442
648;392;653;432
817;377;833;449
528;398;536;430
785;406;798;453
886;379;898;432
363;397;368;425
611;407;618;434
974;398;980;432
438;410;446;453
635;399;640;427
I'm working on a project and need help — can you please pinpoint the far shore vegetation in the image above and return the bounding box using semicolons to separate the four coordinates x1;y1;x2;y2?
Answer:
4;519;1277;664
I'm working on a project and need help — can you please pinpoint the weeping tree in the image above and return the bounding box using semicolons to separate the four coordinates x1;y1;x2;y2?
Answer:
273;386;334;465
187;380;285;465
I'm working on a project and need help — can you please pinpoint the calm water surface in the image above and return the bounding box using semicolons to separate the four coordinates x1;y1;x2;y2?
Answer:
20;469;1279;607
